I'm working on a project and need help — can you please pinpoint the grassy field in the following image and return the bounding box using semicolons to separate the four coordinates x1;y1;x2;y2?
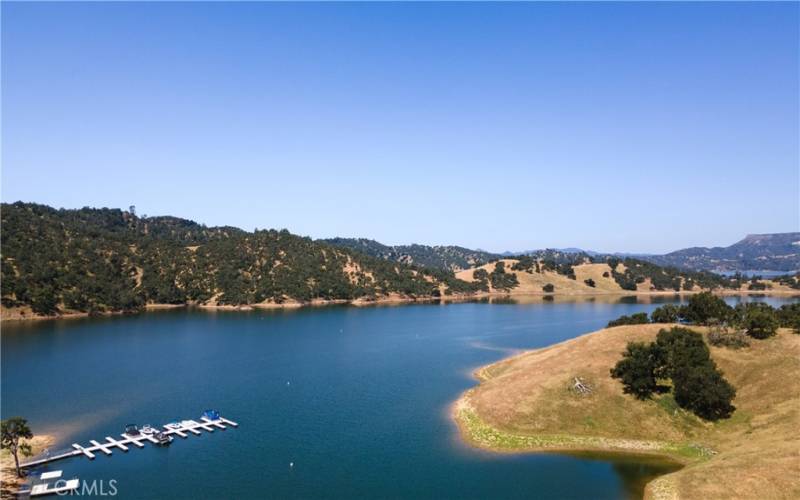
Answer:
453;324;800;499
455;260;799;296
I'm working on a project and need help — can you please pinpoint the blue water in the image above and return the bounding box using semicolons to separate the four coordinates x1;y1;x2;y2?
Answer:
2;295;795;499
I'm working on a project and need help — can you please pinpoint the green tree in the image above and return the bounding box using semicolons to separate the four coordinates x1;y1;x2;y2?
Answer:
611;327;736;421
737;304;779;339
1;417;33;478
655;327;710;379
683;292;732;325
650;304;681;323
776;304;800;333
542;283;554;293
584;278;596;288
29;286;58;315
610;342;661;399
672;363;736;420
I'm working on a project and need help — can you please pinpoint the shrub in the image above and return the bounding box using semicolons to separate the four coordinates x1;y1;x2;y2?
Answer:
584;278;596;288
707;323;749;349
607;312;650;328
542;283;554;293
650;304;681;323
609;342;661;400
602;271;610;278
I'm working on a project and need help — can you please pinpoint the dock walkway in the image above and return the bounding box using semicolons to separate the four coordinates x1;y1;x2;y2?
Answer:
21;416;238;469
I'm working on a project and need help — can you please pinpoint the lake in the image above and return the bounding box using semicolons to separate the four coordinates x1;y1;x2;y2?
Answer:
2;295;796;499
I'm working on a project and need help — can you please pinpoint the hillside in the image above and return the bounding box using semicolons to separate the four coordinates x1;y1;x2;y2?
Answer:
0;203;484;317
454;256;791;295
322;237;499;271
644;233;800;273
454;324;800;499
2;203;795;320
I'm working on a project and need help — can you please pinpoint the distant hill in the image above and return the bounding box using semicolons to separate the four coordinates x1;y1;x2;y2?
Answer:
322;238;500;271
0;203;483;317
643;233;800;273
502;234;800;274
2;203;796;320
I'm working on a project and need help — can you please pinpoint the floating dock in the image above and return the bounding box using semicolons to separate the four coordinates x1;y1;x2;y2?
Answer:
20;415;238;469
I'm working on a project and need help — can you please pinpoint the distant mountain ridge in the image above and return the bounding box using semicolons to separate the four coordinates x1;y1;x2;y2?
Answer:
643;233;800;273
328;233;799;274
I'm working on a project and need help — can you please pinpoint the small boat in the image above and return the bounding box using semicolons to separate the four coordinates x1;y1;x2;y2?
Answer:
202;409;221;421
154;431;173;446
140;425;155;436
164;422;183;430
124;424;140;436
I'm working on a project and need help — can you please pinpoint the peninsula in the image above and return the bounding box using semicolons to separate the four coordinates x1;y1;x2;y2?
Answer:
453;323;800;499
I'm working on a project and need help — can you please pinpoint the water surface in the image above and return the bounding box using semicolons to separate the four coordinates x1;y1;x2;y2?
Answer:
3;295;794;499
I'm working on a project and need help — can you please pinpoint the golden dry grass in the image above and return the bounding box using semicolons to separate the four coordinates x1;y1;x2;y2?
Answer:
455;324;800;499
455;260;624;295
0;435;54;499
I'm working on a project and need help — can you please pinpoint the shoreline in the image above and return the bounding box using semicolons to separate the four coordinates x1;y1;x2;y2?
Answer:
451;392;701;465
2;288;798;323
450;324;800;500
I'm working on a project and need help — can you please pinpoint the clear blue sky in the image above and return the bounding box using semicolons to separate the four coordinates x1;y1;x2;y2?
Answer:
2;2;798;254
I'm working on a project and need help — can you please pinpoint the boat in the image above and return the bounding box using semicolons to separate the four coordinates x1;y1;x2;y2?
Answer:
164;422;183;430
202;409;221;421
154;431;173;446
140;425;155;436
124;424;140;436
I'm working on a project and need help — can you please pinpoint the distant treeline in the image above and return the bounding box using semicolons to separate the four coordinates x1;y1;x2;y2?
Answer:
0;203;484;315
2;203;783;317
323;237;500;271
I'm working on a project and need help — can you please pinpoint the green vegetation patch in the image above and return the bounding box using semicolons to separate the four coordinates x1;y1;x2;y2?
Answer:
455;402;709;461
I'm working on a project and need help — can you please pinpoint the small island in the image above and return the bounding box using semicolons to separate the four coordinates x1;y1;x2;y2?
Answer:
453;299;800;499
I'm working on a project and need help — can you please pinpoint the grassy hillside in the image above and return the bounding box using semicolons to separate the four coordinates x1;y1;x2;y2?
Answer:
455;258;781;295
0;203;483;317
454;324;800;499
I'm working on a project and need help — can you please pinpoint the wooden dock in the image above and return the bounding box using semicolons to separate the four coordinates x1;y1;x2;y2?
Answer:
20;415;238;469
